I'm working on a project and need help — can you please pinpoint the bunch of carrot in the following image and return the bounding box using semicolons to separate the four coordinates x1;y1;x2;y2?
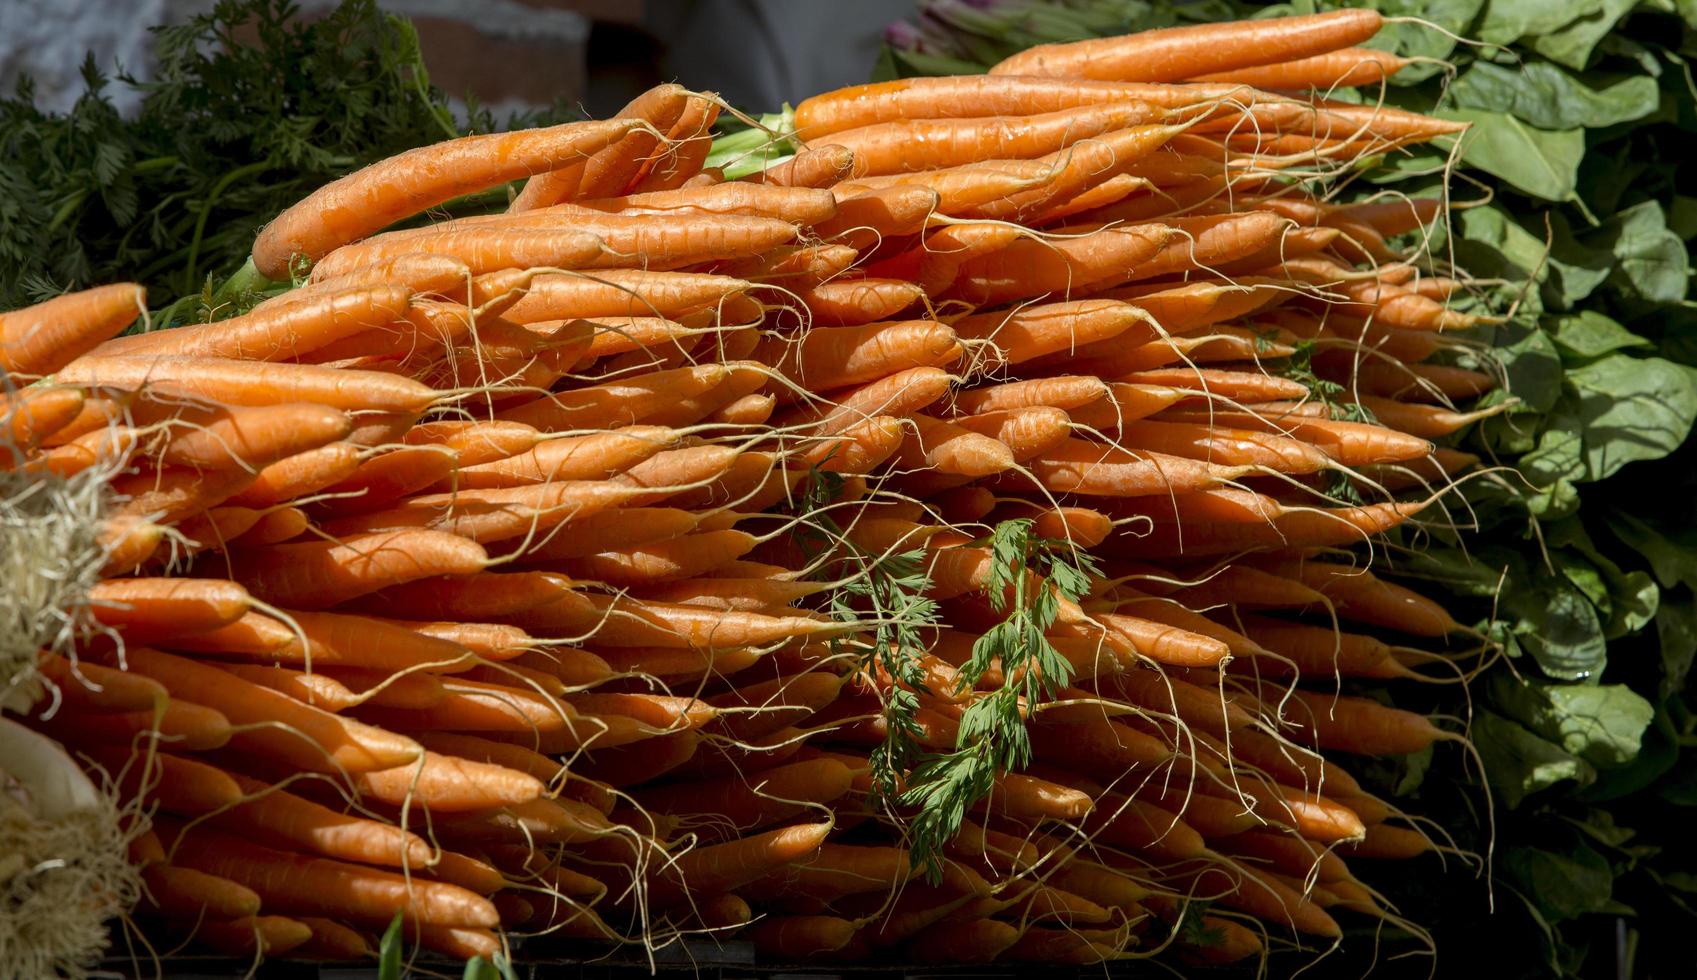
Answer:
1;7;1502;972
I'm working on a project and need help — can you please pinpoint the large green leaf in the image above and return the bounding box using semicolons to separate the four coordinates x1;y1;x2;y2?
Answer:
1451;59;1660;129
1585;200;1693;305
1492;677;1657;767
1606;513;1697;592
1563;354;1697;479
1529;0;1641;69
1499;572;1609;679
1474;710;1597;807
1441;109;1585;201
1503;842;1616;922
1547;311;1655;361
1476;0;1599;46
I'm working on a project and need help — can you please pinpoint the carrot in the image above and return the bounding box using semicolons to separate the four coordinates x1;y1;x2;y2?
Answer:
991;9;1381;81
1091;668;1257;739
76;745;239;816
1117;419;1333;473
808;185;938;251
141;864;262;920
326;478;644;547
224;442;363;509
236;507;309;546
406;923;503;960
1123;368;1310;404
57;356;436;416
708;672;847;742
1157;408;1433;466
167;609;474;675
252;117;639;277
1083;796;1210;866
427;795;613;847
585;182;838;226
653;821;833;902
902;918;1022;964
833;101;1170;178
352;571;571;620
1231;617;1409;680
1;386;84;455
583;83;696;199
167;822;498;929
499;269;749;323
1;282;142;379
119;647;420;773
411;731;562;785
293;917;373;960
1187;861;1342;938
791;278;924;327
183;915;315;957
1260;688;1446;757
229;529;488;609
1253;558;1460;637
107;465;258;525
758;319;962;393
106;285;412;363
1341;823;1432;860
1064;384;1186;432
32;655;166;713
326;668;449;710
706;392;776;426
891;414;1016;478
97;516;166;575
353;750;544;812
1335;197;1445;238
748;143;856;187
307;227;610;281
221;664;361;712
1006;927;1119;964
952;376;1105;416
39;699;232;752
632;92;719;193
747;915;859;958
552;529;757;586
1009;437;1239;497
83;577;246;639
1222;830;1352;883
908;222;1022;295
216;773;435;869
496;362;729;432
955;299;1156;369
951;222;1171;305
1194;45;1406;88
636;759;855;834
781;365;954;437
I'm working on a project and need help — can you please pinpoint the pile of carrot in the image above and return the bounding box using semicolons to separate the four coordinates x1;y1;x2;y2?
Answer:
2;8;1500;971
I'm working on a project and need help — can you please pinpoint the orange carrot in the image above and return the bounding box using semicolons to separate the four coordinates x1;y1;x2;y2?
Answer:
221;663;361;712
758;320;962;393
497;362;730;432
167;823;498;929
119;647;420;773
990;9;1382;81
353;750;545;812
747;916;859;958
33;655;167;713
791;277;924;327
1193;45;1406;88
38;699;232;752
808;185;938;251
57;356;436;415
1;386;85;454
1260;688;1446;756
218;773;435;869
1009;437;1238;497
1;282;141;379
253;118;639;277
104;285;411;363
951;222;1171;305
551;529;757;586
633;92;719;193
167;609;473;675
352;571;571;620
293;917;373;960
748;144;857;187
830;102;1168;177
229;529;488;608
141;864;262;920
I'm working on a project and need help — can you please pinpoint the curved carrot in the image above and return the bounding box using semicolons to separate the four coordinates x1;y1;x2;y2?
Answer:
56;356;436;415
230;529;488;609
757;320;962;393
791;277;924;327
105;285;411;363
0;282;141;379
747;143;856;187
167;823;498;929
353;750;545;812
218;773;435;869
253;117;639;277
142;864;262;920
991;9;1383;82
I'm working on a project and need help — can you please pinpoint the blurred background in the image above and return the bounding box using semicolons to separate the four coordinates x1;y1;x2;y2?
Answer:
0;0;917;117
